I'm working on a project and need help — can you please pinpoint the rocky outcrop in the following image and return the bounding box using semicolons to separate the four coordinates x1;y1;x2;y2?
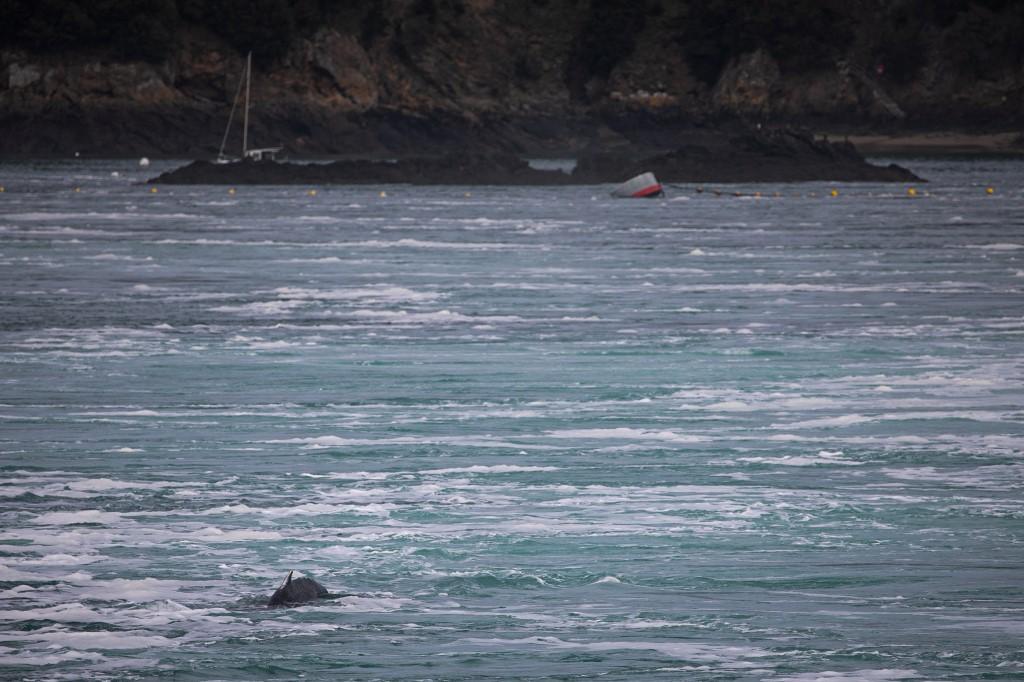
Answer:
149;127;921;185
574;129;921;183
150;152;572;185
305;31;378;110
712;50;780;115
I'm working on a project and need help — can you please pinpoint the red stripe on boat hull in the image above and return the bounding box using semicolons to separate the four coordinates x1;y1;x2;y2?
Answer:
631;184;663;198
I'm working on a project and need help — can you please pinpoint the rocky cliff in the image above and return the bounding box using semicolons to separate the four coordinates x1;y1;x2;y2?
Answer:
2;0;1022;158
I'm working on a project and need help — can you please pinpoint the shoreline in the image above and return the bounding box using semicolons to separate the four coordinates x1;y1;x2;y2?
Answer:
822;132;1024;157
2;132;1021;162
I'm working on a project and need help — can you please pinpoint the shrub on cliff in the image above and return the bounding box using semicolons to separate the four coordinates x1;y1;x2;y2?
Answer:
93;0;179;62
182;0;296;64
675;0;852;85
871;1;929;84
944;1;1024;78
2;0;96;50
2;0;176;61
566;0;652;101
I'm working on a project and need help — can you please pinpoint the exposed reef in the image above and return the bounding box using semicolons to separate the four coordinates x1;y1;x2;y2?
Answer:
267;572;330;608
573;129;922;183
149;128;921;185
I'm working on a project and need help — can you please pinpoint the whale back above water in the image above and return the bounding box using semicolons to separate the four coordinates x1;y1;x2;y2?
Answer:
267;571;329;607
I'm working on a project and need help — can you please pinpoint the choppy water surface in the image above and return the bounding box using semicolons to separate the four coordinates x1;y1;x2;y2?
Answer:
1;159;1023;680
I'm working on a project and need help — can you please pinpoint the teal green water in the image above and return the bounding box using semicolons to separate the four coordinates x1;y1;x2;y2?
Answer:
1;159;1023;680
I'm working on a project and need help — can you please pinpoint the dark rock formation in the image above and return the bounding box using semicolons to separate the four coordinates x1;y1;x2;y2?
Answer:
267;571;329;608
571;129;922;183
149;128;921;185
152;152;573;186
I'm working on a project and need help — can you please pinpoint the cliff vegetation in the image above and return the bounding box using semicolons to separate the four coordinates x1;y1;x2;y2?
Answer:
2;0;1022;156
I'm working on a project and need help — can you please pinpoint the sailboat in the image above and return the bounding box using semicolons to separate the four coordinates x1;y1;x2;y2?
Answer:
216;51;282;164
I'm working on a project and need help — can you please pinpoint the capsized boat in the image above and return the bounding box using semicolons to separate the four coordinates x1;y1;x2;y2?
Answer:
611;171;664;198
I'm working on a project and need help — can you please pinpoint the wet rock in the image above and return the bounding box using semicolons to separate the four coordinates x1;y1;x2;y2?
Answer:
267;571;329;607
150;127;922;185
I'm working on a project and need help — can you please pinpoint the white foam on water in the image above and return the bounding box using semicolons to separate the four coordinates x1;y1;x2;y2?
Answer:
308;593;410;613
419;465;559;475
0;649;105;665
544;428;708;443
1;628;176;650
966;243;1023;250
186;527;284;542
773;414;872;429
281;256;346;263
200;501;395;518
348;309;522;324
301;470;393;481
6;553;101;567
229;336;307;350
3;211;193;222
883;465;1024;489
932;616;1024;634
317;545;365;561
209;300;310;315
0;603;106;623
84;253;153;262
67;576;196;601
268;434;556;450
773;670;920;681
706;400;755;412
459;635;770;664
737;450;862;467
0;565;42;581
272;285;441;303
350;238;533;251
31;510;125;525
64;478;194;492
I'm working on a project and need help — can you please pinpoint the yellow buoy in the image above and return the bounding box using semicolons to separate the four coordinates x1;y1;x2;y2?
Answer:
830;189;839;197
74;187;81;193
907;187;917;197
228;188;236;195
150;186;158;193
308;189;317;197
379;191;387;198
986;187;995;195
0;185;5;193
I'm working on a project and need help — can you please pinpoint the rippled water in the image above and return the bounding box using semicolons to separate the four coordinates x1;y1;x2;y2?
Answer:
1;158;1023;680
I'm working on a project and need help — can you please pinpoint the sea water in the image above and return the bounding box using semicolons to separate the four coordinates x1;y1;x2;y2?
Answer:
0;159;1022;681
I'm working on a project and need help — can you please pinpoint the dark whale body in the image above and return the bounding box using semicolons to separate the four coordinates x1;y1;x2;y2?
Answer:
268;571;330;607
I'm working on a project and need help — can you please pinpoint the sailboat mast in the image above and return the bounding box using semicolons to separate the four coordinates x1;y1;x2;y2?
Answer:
242;51;251;157
217;57;245;162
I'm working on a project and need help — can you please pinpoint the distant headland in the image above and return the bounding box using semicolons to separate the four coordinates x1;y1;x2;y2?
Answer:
2;1;1022;160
